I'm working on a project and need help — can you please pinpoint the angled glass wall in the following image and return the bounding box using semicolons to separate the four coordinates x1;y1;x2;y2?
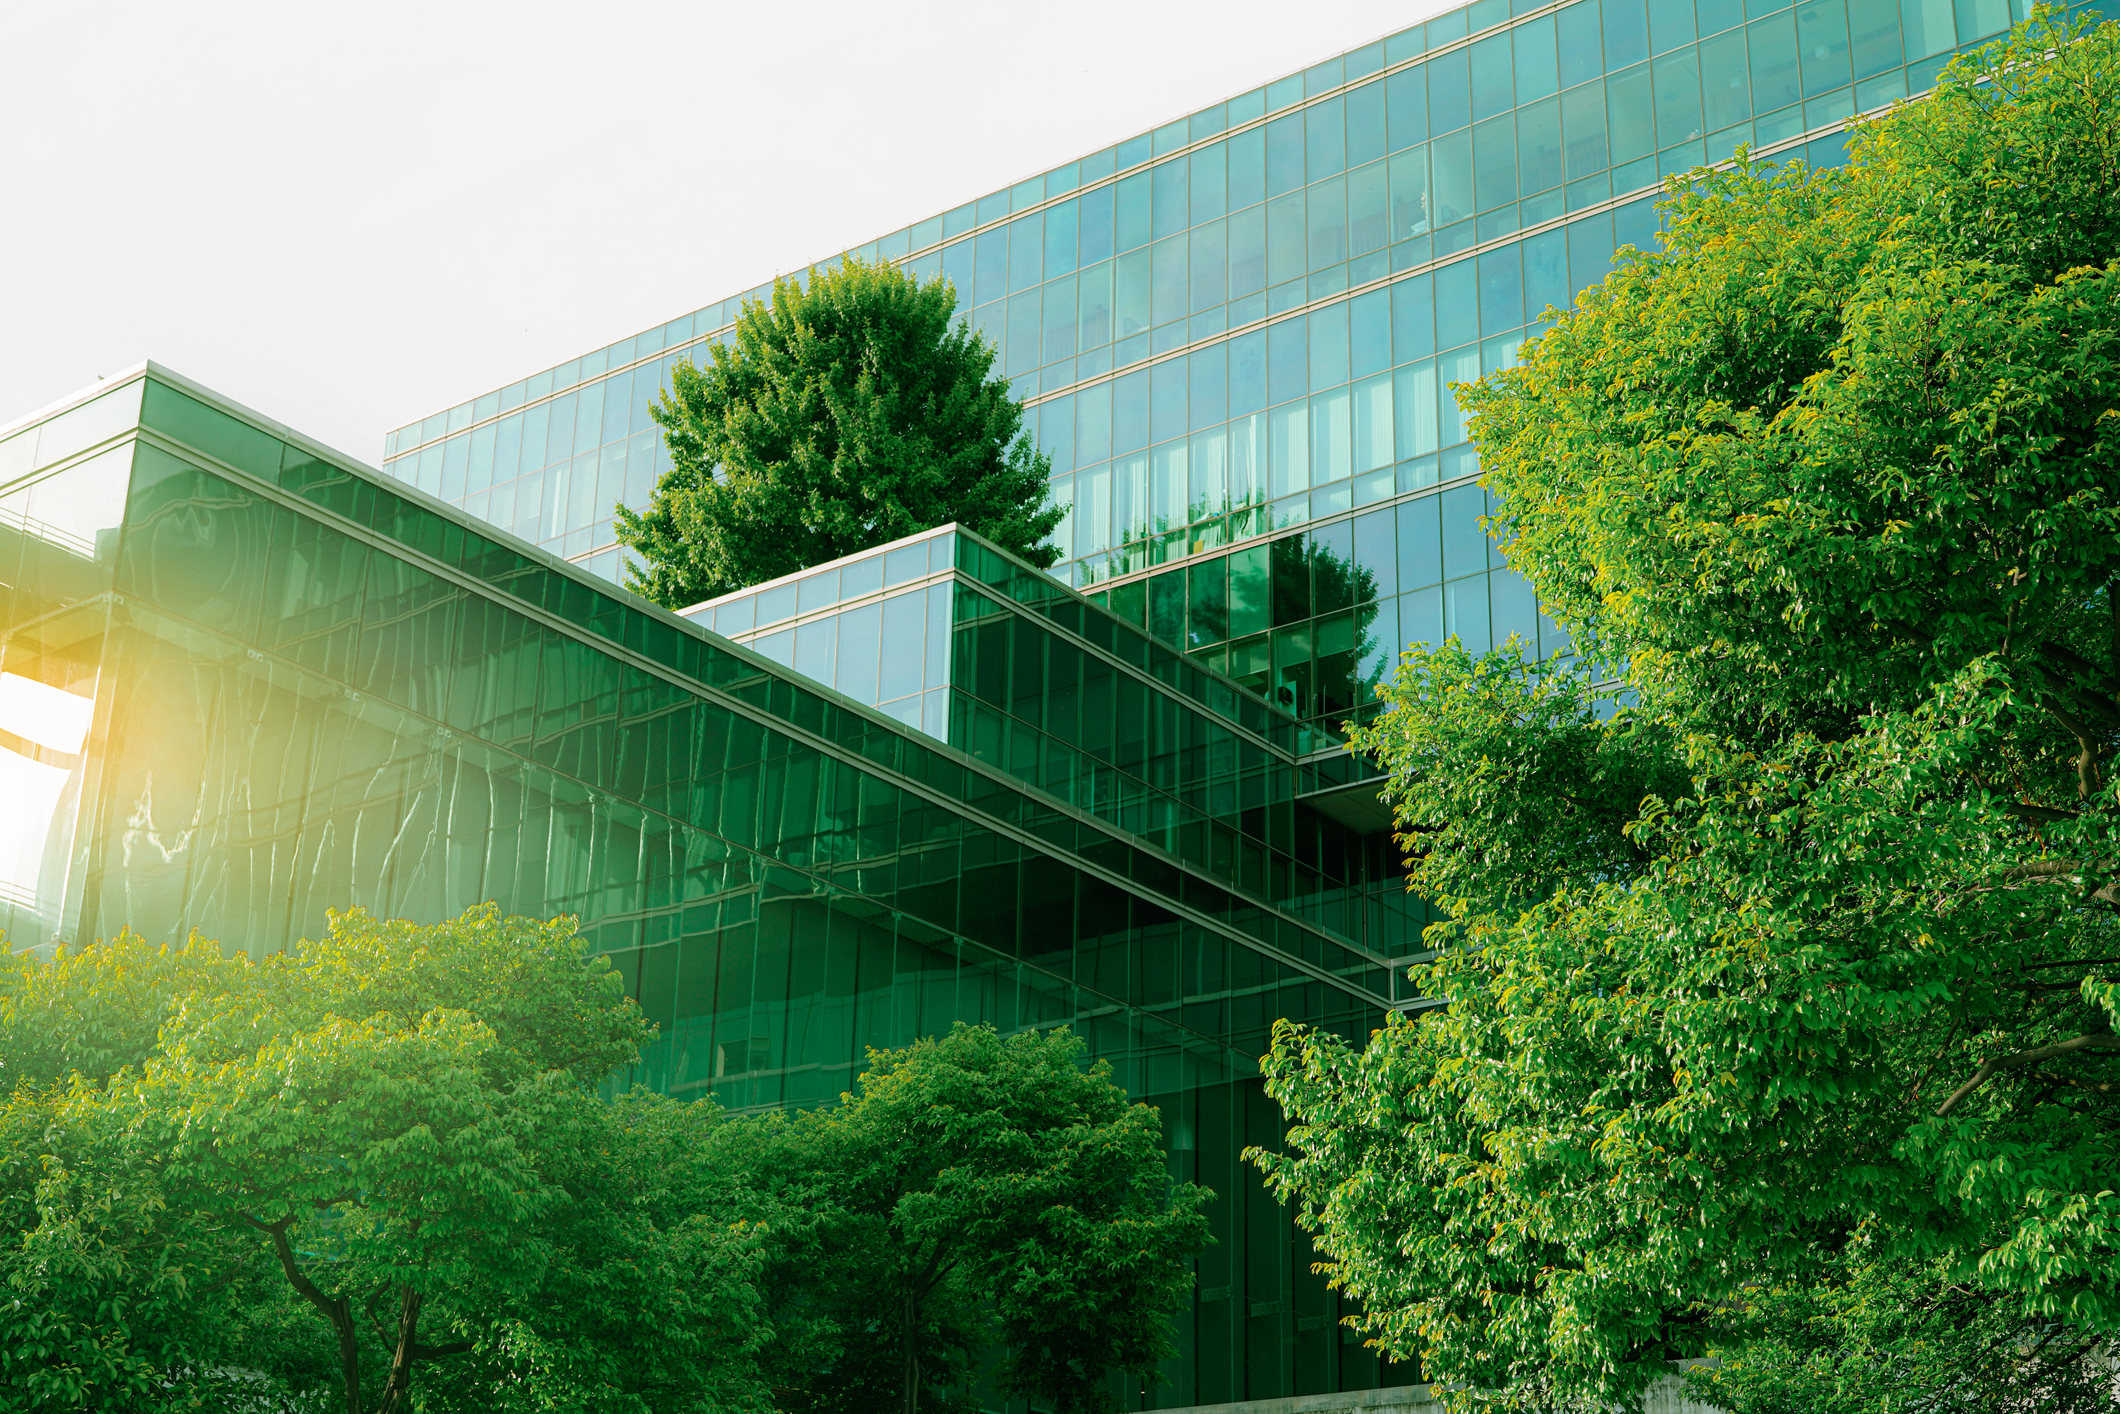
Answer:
3;366;1425;1408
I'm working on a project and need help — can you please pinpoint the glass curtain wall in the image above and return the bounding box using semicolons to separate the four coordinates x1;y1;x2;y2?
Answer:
374;0;2073;760
381;0;2060;576
3;367;1422;1406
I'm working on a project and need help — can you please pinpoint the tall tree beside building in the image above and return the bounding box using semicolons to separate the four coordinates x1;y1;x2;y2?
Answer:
1251;14;2120;1411
618;257;1062;608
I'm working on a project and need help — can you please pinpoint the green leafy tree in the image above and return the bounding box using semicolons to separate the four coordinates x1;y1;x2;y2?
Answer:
1683;1250;2117;1414
0;906;773;1414
618;257;1062;607
754;1023;1212;1414
1251;14;2120;1411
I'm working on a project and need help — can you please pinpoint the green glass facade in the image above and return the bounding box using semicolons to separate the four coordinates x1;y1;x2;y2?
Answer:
1;367;1426;1407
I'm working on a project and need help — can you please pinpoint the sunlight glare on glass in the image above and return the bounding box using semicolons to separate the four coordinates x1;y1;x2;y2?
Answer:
0;674;93;756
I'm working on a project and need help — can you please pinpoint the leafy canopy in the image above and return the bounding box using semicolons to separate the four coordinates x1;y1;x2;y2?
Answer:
1254;14;2120;1411
617;256;1062;607
0;905;771;1414
739;1023;1212;1414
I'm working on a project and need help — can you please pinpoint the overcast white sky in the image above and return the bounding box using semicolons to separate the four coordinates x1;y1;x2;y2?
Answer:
0;0;1455;463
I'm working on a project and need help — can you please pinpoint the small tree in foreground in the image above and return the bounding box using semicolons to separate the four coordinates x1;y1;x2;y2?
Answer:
618;256;1062;608
1252;13;2120;1411
741;1023;1212;1414
0;907;772;1414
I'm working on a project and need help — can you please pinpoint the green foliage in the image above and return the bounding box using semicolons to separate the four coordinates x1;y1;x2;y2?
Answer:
0;905;770;1414
1254;15;2120;1412
750;1023;1212;1414
617;256;1062;607
1684;1251;2117;1414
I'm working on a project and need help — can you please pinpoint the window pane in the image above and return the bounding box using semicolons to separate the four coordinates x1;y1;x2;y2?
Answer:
1655;48;1704;148
1387;65;1428;150
1518;97;1563;193
1269;402;1310;495
1478;248;1524;334
1348;159;1388;256
1390;147;1431;240
1307;175;1348;271
1266;192;1307;287
1472;115;1518;211
1393;274;1434;358
1306;96;1347;179
1191;143;1228;224
975;226;1009;304
1044;200;1079;278
1749;14;1802;112
1469;32;1514;120
1268;317;1308;403
1901;0;1954;60
1309;302;1350;388
1229;206;1267;299
1008;214;1043;291
1608;64;1656;165
1514;16;1558;103
1429;50;1470;135
1044;276;1078;364
1191;342;1228;427
1700;30;1752;131
1346;81;1386;168
1266;114;1306;196
1562;81;1610;176
1605;0;1650;67
1431;130;1473;227
1151;236;1189;327
1436;259;1479;349
1229;127;1266;210
1151;359;1188;444
1798;0;1852;97
1352;372;1394;473
1116;172;1151;252
1152;157;1189;241
1079;184;1115;265
1398;495;1442;589
1395;362;1438;459
1230;329;1268;414
1116;249;1152;339
1649;0;1697;53
1078;261;1113;349
1558;0;1604;88
1191;222;1228;313
1008;289;1041;372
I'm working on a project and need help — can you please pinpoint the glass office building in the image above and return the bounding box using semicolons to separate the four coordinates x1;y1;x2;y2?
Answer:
379;0;2056;742
6;2;2095;1411
1;366;1421;1408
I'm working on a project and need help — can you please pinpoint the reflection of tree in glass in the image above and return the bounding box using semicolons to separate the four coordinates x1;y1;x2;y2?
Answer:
1276;534;1379;727
1088;490;1272;585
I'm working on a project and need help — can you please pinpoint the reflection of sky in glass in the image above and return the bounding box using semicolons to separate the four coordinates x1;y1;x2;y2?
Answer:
0;747;71;909
0;675;91;915
25;444;130;552
0;673;93;755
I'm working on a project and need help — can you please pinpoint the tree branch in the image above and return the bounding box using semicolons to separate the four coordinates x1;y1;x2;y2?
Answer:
1935;1034;2120;1117
245;1215;362;1414
2004;801;2079;824
2043;702;2103;800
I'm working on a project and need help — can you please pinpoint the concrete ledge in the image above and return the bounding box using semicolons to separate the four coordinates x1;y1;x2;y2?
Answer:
1144;1375;1718;1414
1146;1387;1439;1414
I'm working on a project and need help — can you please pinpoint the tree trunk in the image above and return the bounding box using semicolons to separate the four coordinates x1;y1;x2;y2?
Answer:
331;1296;362;1414
252;1217;364;1414
375;1285;423;1414
902;1283;921;1414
